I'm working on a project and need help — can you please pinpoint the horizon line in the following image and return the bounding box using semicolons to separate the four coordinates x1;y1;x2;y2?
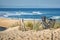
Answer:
0;8;60;9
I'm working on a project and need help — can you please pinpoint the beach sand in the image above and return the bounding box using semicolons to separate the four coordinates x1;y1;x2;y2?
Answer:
0;18;60;40
0;18;21;28
0;26;60;40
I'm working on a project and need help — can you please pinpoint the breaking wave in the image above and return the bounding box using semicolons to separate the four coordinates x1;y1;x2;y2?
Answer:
50;16;60;19
0;11;43;18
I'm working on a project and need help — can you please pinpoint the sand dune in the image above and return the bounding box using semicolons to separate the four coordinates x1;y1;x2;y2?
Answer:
0;18;60;40
0;26;60;40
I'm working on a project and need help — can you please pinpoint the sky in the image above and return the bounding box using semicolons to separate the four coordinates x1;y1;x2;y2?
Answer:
0;0;60;8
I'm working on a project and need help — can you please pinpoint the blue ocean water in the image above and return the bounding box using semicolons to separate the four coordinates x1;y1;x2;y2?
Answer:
0;8;60;20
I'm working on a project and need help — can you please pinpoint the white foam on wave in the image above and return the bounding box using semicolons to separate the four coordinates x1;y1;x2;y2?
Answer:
5;12;21;16
32;11;43;14
1;11;43;16
16;11;43;15
17;12;33;15
50;16;60;19
3;15;8;17
0;11;44;18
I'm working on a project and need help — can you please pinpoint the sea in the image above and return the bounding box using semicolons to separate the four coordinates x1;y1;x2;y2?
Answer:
0;8;60;21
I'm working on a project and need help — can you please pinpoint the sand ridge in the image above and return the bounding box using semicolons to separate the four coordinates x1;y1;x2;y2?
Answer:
0;26;60;40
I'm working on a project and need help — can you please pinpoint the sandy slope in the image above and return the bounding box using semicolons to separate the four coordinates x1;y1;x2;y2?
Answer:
0;26;51;40
0;18;21;28
0;26;60;40
0;18;60;40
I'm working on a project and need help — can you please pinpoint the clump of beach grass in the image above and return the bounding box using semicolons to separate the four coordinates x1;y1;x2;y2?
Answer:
53;22;60;29
24;21;33;30
24;21;43;31
33;22;41;30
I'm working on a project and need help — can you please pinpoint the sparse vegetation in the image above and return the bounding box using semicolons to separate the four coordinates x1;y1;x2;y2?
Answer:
0;18;60;30
33;22;41;30
24;21;33;30
53;22;60;29
24;21;44;31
